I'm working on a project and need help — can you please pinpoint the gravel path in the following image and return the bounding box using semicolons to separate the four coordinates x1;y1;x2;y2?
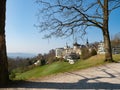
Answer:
1;62;120;89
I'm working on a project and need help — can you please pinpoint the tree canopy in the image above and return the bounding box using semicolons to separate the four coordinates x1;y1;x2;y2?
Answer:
36;0;120;38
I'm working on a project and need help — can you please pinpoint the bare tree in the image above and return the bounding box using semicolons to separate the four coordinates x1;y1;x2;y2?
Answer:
0;0;9;86
111;32;120;48
36;0;120;62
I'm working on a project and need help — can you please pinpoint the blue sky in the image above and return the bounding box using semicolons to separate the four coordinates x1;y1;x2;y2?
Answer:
6;0;120;54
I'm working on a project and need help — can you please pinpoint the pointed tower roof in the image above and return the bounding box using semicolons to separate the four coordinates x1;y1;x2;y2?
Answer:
86;38;89;47
73;41;80;46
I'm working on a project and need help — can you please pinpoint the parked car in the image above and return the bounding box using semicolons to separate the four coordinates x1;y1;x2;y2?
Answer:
68;59;75;64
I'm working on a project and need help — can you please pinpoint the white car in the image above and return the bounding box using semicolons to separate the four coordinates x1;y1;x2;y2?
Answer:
68;59;75;64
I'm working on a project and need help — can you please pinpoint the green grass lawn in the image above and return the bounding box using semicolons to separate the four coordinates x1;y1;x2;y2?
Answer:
13;54;120;80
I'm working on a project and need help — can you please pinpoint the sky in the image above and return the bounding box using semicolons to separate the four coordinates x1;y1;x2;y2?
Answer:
6;0;120;54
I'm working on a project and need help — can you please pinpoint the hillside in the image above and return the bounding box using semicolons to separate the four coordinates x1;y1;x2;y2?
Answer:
13;54;120;80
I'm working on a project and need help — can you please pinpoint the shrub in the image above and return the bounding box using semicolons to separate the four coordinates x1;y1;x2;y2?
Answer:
9;72;16;80
81;48;91;60
90;49;97;56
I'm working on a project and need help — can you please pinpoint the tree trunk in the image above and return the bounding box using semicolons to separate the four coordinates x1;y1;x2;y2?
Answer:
103;30;113;62
0;0;9;86
103;0;113;62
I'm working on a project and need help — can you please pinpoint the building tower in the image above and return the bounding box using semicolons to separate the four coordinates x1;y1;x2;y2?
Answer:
86;38;89;47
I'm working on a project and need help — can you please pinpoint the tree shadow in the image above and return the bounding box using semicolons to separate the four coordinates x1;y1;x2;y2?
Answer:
2;64;120;89
4;78;120;89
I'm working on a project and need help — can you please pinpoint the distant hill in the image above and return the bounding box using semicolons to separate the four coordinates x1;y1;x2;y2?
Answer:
7;53;36;58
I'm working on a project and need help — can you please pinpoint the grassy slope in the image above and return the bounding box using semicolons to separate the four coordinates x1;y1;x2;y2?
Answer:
14;54;120;80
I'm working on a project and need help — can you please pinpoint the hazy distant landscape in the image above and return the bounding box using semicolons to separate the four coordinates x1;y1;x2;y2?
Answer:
7;53;36;58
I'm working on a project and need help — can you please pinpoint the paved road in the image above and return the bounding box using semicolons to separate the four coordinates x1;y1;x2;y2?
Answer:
1;62;120;89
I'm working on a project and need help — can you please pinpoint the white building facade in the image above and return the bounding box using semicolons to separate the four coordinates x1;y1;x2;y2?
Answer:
55;48;64;58
55;42;82;59
97;42;105;54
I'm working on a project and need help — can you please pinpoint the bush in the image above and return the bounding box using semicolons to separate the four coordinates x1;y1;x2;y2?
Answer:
9;64;36;80
90;49;97;56
9;72;16;80
41;59;46;65
81;48;91;60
